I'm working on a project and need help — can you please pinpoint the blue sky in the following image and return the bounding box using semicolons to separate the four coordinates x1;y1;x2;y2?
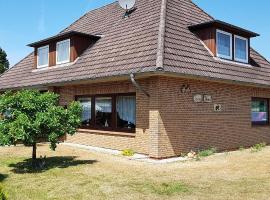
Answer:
0;0;269;66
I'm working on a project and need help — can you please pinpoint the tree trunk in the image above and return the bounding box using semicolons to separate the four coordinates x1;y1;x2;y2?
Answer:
32;143;37;160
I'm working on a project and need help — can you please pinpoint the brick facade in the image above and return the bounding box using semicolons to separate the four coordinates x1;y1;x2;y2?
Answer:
58;76;270;158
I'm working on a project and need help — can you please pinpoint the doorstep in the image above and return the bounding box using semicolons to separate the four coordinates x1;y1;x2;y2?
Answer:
62;142;189;164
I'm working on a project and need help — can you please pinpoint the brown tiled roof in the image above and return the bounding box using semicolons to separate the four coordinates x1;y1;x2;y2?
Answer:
1;0;270;90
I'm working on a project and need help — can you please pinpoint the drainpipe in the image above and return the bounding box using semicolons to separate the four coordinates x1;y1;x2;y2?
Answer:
156;0;167;71
130;73;150;97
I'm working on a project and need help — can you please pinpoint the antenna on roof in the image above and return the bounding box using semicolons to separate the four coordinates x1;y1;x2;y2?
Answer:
118;0;136;18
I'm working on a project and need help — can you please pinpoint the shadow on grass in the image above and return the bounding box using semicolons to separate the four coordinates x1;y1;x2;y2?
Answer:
8;156;97;174
0;174;8;182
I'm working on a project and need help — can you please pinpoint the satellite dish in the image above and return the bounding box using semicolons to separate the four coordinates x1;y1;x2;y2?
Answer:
118;0;136;10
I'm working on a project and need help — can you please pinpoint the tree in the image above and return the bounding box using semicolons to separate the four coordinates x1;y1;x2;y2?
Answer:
0;90;82;163
0;48;9;74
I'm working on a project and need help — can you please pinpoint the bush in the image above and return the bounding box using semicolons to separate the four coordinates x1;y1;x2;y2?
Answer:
0;186;7;200
122;149;135;157
197;147;217;158
250;143;267;153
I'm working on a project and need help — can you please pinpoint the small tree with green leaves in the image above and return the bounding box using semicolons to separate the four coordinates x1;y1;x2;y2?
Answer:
0;48;9;74
0;90;82;164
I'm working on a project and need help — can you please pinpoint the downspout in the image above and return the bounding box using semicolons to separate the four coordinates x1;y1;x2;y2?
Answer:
130;73;149;97
156;0;168;71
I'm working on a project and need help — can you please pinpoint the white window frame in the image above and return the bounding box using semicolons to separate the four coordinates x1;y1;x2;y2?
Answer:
216;29;233;60
56;39;70;65
37;45;49;68
234;35;249;63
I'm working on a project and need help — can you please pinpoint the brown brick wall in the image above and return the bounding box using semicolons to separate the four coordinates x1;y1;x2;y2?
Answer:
59;79;150;155
155;76;270;158
57;76;270;158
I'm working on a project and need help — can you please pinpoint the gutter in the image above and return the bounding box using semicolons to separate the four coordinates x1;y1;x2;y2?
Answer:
156;0;168;71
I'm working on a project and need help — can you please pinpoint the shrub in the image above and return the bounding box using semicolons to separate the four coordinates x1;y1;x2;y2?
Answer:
122;149;135;157
250;143;267;153
0;186;7;200
197;147;217;158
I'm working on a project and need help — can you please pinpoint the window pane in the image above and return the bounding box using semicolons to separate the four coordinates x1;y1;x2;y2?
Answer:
37;46;49;67
235;37;247;61
95;97;112;128
78;97;92;126
251;99;268;123
116;96;136;129
217;32;231;58
57;40;70;64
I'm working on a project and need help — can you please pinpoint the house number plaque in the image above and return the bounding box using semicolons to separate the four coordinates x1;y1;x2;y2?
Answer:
193;94;203;103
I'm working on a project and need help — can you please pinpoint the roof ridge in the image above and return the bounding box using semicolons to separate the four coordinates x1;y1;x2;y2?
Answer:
156;0;168;71
60;1;117;34
190;0;214;20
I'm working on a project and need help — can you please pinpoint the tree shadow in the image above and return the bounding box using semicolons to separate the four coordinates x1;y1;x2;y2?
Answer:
8;156;97;174
0;174;8;182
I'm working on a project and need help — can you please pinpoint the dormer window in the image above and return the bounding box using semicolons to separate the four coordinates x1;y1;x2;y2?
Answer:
189;20;259;65
234;35;248;63
37;45;49;68
28;31;101;70
216;30;232;60
56;39;70;65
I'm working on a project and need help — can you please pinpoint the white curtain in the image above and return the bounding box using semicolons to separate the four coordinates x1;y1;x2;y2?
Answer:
96;97;112;113
78;98;91;122
235;38;247;60
217;32;230;56
57;40;70;63
37;46;49;67
116;96;136;125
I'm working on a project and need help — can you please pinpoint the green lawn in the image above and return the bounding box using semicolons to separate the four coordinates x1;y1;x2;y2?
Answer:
0;144;270;200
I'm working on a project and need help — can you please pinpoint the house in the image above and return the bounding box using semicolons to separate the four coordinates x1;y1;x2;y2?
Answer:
0;0;270;159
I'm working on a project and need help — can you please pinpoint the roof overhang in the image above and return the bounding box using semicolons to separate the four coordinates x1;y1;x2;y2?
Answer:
188;20;259;38
27;31;101;47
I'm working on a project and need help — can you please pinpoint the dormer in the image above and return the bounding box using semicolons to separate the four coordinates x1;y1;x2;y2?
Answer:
28;31;100;69
189;20;259;64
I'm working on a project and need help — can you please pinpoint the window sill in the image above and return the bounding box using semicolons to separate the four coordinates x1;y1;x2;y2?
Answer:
77;128;136;138
252;123;269;127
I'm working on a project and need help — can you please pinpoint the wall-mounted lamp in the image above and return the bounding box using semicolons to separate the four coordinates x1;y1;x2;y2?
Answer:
181;84;191;94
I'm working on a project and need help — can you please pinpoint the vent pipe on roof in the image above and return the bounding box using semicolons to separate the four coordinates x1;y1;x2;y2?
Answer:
156;0;168;71
130;74;150;97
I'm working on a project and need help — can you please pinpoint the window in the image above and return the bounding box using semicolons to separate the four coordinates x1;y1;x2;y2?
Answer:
77;94;136;132
234;35;248;63
95;97;112;128
78;97;92;127
116;96;136;129
56;39;70;64
216;30;232;60
37;45;49;68
251;98;269;125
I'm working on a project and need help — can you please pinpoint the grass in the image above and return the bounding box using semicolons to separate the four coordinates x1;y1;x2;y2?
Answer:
250;143;267;153
197;147;217;158
0;144;270;200
0;185;7;200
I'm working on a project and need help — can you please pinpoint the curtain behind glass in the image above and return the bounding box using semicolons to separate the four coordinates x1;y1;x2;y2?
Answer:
78;98;91;126
116;96;136;125
57;40;70;63
38;46;49;67
217;32;231;57
235;38;247;60
95;97;112;128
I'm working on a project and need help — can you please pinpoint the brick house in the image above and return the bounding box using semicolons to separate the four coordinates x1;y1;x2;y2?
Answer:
0;0;270;158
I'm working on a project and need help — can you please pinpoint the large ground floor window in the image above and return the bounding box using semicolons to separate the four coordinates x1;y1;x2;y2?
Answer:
77;93;136;133
251;97;269;125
